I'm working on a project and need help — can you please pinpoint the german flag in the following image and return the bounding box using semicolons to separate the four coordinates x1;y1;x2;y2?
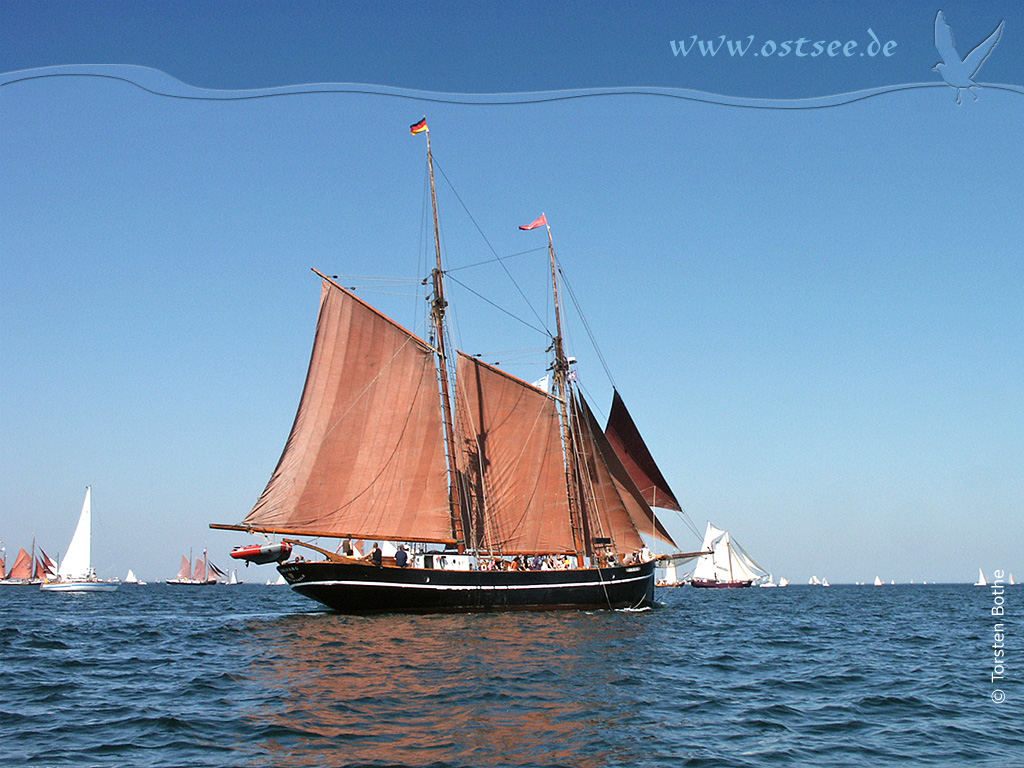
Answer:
410;117;428;135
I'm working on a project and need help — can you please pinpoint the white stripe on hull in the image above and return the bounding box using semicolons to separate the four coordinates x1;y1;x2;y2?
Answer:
295;572;650;592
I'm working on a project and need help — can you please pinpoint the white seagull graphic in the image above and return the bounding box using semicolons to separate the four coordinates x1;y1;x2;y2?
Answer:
933;10;1004;104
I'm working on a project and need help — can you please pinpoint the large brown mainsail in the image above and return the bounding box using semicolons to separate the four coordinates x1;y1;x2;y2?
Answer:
242;278;453;543
574;396;678;551
455;352;575;554
604;389;683;512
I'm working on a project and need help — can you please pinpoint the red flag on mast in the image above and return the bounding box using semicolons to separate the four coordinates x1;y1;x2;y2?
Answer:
519;214;547;231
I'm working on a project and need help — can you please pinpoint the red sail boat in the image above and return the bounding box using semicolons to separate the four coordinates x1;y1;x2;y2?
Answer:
166;548;225;585
212;124;697;613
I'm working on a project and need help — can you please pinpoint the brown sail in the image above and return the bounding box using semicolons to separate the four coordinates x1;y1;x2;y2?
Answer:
604;389;683;512
575;395;678;551
455;352;575;554
7;547;32;580
242;278;453;543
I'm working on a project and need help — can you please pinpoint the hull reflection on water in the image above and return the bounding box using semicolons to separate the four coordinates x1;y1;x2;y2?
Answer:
242;611;649;767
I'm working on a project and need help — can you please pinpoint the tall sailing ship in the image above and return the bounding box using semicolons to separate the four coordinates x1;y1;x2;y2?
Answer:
213;121;700;612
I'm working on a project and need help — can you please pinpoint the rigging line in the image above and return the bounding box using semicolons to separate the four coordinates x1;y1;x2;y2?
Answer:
329;275;422;283
344;290;420;298
432;159;550;333
445;273;549;337
447;247;549;273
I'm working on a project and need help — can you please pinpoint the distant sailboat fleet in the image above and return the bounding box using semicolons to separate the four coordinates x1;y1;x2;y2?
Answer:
166;548;228;585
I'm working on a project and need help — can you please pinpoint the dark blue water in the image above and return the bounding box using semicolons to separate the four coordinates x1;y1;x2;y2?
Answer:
1;583;1020;767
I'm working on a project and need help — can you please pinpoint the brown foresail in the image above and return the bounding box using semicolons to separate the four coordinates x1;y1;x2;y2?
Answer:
243;279;452;543
455;353;575;554
575;396;678;552
604;389;683;512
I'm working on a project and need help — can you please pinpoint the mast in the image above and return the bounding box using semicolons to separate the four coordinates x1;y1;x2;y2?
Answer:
420;122;467;549
543;221;589;556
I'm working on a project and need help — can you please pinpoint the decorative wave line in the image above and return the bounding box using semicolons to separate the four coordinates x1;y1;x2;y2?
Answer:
2;64;1022;109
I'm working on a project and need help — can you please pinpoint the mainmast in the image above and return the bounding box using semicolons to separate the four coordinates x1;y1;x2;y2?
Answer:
417;120;468;549
541;220;591;556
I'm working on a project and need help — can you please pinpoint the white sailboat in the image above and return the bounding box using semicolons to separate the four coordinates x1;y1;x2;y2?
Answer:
975;568;987;586
123;569;146;585
656;561;683;587
874;575;883;586
41;487;118;592
1010;573;1016;586
690;522;765;588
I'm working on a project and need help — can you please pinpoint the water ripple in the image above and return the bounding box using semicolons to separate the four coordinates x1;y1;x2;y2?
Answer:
0;583;1020;767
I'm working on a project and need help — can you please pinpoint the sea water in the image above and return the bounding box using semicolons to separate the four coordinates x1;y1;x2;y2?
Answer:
1;583;1019;767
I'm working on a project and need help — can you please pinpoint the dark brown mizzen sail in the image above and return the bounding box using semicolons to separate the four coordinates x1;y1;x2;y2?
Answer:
574;395;678;551
242;276;453;544
604;389;683;512
455;352;575;554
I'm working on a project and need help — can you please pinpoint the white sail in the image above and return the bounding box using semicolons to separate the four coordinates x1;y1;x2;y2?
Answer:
691;522;763;584
975;568;987;586
874;575;883;586
57;487;93;580
691;523;728;582
1011;573;1016;586
125;569;139;583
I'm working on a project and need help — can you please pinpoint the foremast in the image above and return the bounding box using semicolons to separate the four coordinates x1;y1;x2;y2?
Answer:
418;121;469;550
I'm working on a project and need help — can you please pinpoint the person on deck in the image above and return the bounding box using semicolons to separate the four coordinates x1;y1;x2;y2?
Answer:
370;543;382;568
395;545;408;568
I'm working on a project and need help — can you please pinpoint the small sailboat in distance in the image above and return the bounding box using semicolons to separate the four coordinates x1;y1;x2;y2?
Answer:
874;575;883;586
167;548;225;585
41;487;118;592
975;568;987;586
690;523;765;588
123;569;146;585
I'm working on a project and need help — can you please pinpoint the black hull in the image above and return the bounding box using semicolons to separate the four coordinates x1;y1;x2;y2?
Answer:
278;559;656;613
690;579;753;589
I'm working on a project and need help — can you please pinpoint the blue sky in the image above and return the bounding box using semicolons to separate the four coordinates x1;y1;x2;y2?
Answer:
1;1;1021;583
